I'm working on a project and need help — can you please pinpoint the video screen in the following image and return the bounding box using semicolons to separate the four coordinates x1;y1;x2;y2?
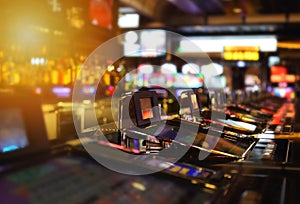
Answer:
0;109;29;153
175;89;188;98
179;93;192;115
140;98;153;120
190;94;199;110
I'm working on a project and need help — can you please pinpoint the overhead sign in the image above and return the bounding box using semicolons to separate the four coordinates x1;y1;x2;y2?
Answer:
223;46;260;61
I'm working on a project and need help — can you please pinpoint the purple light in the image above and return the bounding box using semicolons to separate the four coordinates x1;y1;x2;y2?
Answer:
168;0;203;15
52;87;71;97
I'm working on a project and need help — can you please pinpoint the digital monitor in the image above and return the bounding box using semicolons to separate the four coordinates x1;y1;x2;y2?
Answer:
190;93;199;110
132;91;160;127
140;98;154;120
0;109;29;153
80;107;99;133
209;90;226;108
0;93;50;161
179;90;201;116
179;92;192;116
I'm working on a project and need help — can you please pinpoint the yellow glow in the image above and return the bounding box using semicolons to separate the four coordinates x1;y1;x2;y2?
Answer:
224;51;259;61
107;65;114;72
169;166;181;173
224;46;260;61
179;167;190;175
191;180;199;184
131;182;146;191
51;70;59;84
233;8;242;13
224;46;260;52
277;42;300;49
204;183;217;190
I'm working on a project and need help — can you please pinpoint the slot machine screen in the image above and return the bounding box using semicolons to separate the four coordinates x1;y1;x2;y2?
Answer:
0;109;29;153
175;89;188;98
179;90;201;116
140;98;154;120
190;93;199;110
133;91;160;127
81;107;99;133
179;92;192;115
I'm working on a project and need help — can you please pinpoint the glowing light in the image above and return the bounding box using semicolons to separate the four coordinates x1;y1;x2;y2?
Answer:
107;65;114;72
3;145;19;153
161;63;177;74
182;63;200;74
137;64;154;74
131;182;146;191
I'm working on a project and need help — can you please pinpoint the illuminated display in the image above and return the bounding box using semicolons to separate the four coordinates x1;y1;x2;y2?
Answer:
161;63;177;74
89;0;113;29
273;87;295;100
124;30;166;57
178;35;277;53
223;46;260;61
118;13;140;28
191;94;199;110
270;66;287;75
270;66;296;83
270;75;296;83
0;109;29;153
182;63;200;74
173;73;204;88
140;98;153;120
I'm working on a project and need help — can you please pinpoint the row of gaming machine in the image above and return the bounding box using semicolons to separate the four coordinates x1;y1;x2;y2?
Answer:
107;88;292;164
0;89;296;203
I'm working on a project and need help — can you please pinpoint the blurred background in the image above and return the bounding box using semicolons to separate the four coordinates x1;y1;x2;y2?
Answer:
1;0;300;141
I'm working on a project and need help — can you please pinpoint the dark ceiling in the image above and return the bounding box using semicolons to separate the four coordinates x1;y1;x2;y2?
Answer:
119;0;300;29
